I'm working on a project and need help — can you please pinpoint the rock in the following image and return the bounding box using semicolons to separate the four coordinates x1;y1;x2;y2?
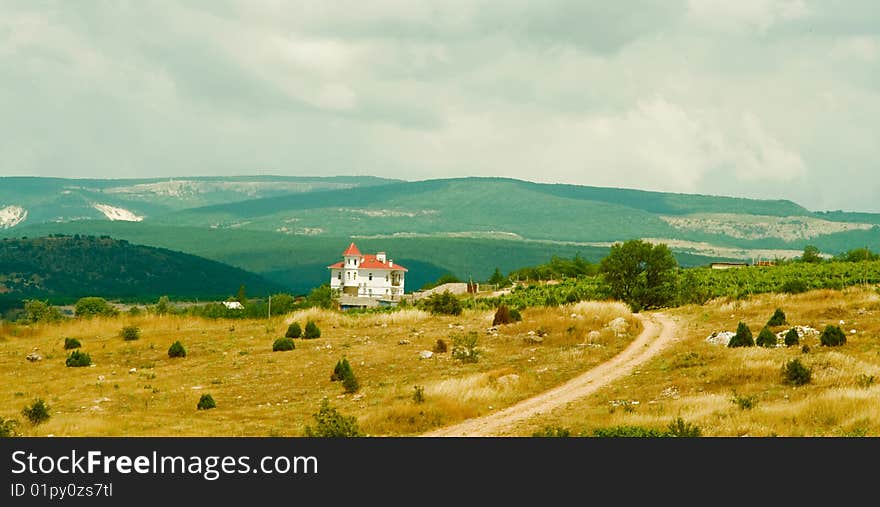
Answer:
26;352;42;362
706;331;736;346
839;320;846;326
851;329;857;334
398;339;411;345
97;375;106;382
419;350;434;359
524;335;544;345
587;330;601;342
129;367;137;374
527;330;536;336
608;317;629;335
352;393;365;401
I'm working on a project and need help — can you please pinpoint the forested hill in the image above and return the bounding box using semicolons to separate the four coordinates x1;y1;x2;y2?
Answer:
0;235;285;306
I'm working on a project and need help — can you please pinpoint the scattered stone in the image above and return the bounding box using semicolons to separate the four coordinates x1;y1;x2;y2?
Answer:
496;374;520;388
839;320;846;326
660;386;680;399
587;330;601;342
129;367;137;374
850;329;857;334
706;331;736;346
419;350;434;360
97;375;106;382
398;339;411;345
608;317;629;336
352;393;365;401
524;335;544;344
26;352;42;362
191;386;203;390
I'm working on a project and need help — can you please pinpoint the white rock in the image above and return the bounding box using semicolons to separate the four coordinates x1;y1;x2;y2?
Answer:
496;374;520;388
419;350;434;359
129;368;137;374
588;330;601;341
851;329;857;334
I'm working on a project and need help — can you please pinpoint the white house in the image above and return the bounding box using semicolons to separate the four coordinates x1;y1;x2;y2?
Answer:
327;242;407;299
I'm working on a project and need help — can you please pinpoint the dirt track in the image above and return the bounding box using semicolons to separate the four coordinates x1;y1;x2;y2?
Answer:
422;312;679;437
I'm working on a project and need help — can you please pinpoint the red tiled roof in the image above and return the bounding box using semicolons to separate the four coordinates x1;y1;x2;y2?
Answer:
342;242;362;256
327;254;407;271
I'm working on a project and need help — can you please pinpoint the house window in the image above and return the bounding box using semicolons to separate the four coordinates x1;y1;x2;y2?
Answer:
386;274;389;281
369;288;372;296
369;273;373;281
338;272;342;280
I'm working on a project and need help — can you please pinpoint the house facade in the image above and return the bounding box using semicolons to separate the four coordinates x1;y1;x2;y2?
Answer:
327;242;407;299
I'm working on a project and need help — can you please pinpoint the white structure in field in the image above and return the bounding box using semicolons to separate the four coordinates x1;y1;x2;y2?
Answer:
328;242;407;299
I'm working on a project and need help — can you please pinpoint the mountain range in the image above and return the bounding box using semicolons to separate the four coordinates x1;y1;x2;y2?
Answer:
2;175;878;295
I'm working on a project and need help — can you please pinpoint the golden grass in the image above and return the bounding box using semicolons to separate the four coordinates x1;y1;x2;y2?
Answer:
509;287;880;436
0;302;639;436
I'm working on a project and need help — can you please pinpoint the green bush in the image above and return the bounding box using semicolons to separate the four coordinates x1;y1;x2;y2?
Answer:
666;417;702;437
272;338;296;352
819;325;846;347
782;358;812;386
784;328;800;347
342;365;360;394
168;341;187;358
730;392;758;410
532;426;571;437
727;322;754;348
285;322;302;338
331;358;353;382
0;416;19;437
121;326;140;341
197;394;216;410
421;291;463;316
433;339;448;353
509;308;522;322
591;425;669;437
767;308;787;327
756;326;777;348
304;399;362;437
65;350;91;367
451;331;481;363
303;321;321;339
23;299;63;323
63;337;81;350
781;280;808;294
22;398;50;425
75;297;119;318
856;374;876;388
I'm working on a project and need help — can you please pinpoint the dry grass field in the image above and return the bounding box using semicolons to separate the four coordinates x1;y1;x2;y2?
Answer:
0;302;640;436
511;287;880;436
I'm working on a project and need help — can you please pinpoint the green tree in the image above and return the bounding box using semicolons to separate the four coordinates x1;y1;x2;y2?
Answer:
599;239;678;311
75;297;118;318
154;296;172;315
303;321;321;339
22;299;63;323
756;326;777;348
801;245;822;263
420;291;463;316
784;328;800;347
728;322;755;348
305;284;336;309
236;284;248;305
487;267;508;287
767;308;786;327
269;293;297;315
286;322;302;338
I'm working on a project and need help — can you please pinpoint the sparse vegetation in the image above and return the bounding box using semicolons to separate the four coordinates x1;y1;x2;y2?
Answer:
666;417;702;437
121;325;140;341
22;398;50;425
272;338;296;352
728;322;754;348
532;426;571;437
412;385;425;404
451;331;481;363
0;416;19;437
167;341;187;358
63;337;81;350
304;399;362;437
819;325;846;347
197;394;216;410
433;339;448;353
65;350;91;367
782;358;812;386
856;374;875;388
731;392;758;410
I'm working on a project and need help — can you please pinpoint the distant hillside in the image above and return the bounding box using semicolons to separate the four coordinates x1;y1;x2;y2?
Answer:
0;235;285;307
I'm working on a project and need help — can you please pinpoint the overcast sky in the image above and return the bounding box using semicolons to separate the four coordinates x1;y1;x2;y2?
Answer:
1;1;878;211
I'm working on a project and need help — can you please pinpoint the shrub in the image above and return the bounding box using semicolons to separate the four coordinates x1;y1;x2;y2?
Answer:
331;358;353;382
493;304;514;326
784;328;800;347
22;398;50;425
341;365;360;394
727;322;754;348
65;350;91;367
23;299;63;323
819;325;846;347
591;425;668;437
303;321;321;339
856;374;876;388
731;392;758;410
422;291;462;316
801;344;811;354
63;337;81;350
756;326;777;348
304;399;362;437
666;417;702;437
285;322;302;338
168;341;187;358
0;417;18;437
451;331;481;363
532;426;571;437
75;297;119;318
412;385;425;404
509;308;522;322
767;308;787;327
782;358;812;386
433;339;448;353
781;280;808;294
197;394;216;410
272;338;296;352
121;326;140;341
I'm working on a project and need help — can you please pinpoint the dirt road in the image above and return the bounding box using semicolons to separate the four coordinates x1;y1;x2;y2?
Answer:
422;312;679;437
